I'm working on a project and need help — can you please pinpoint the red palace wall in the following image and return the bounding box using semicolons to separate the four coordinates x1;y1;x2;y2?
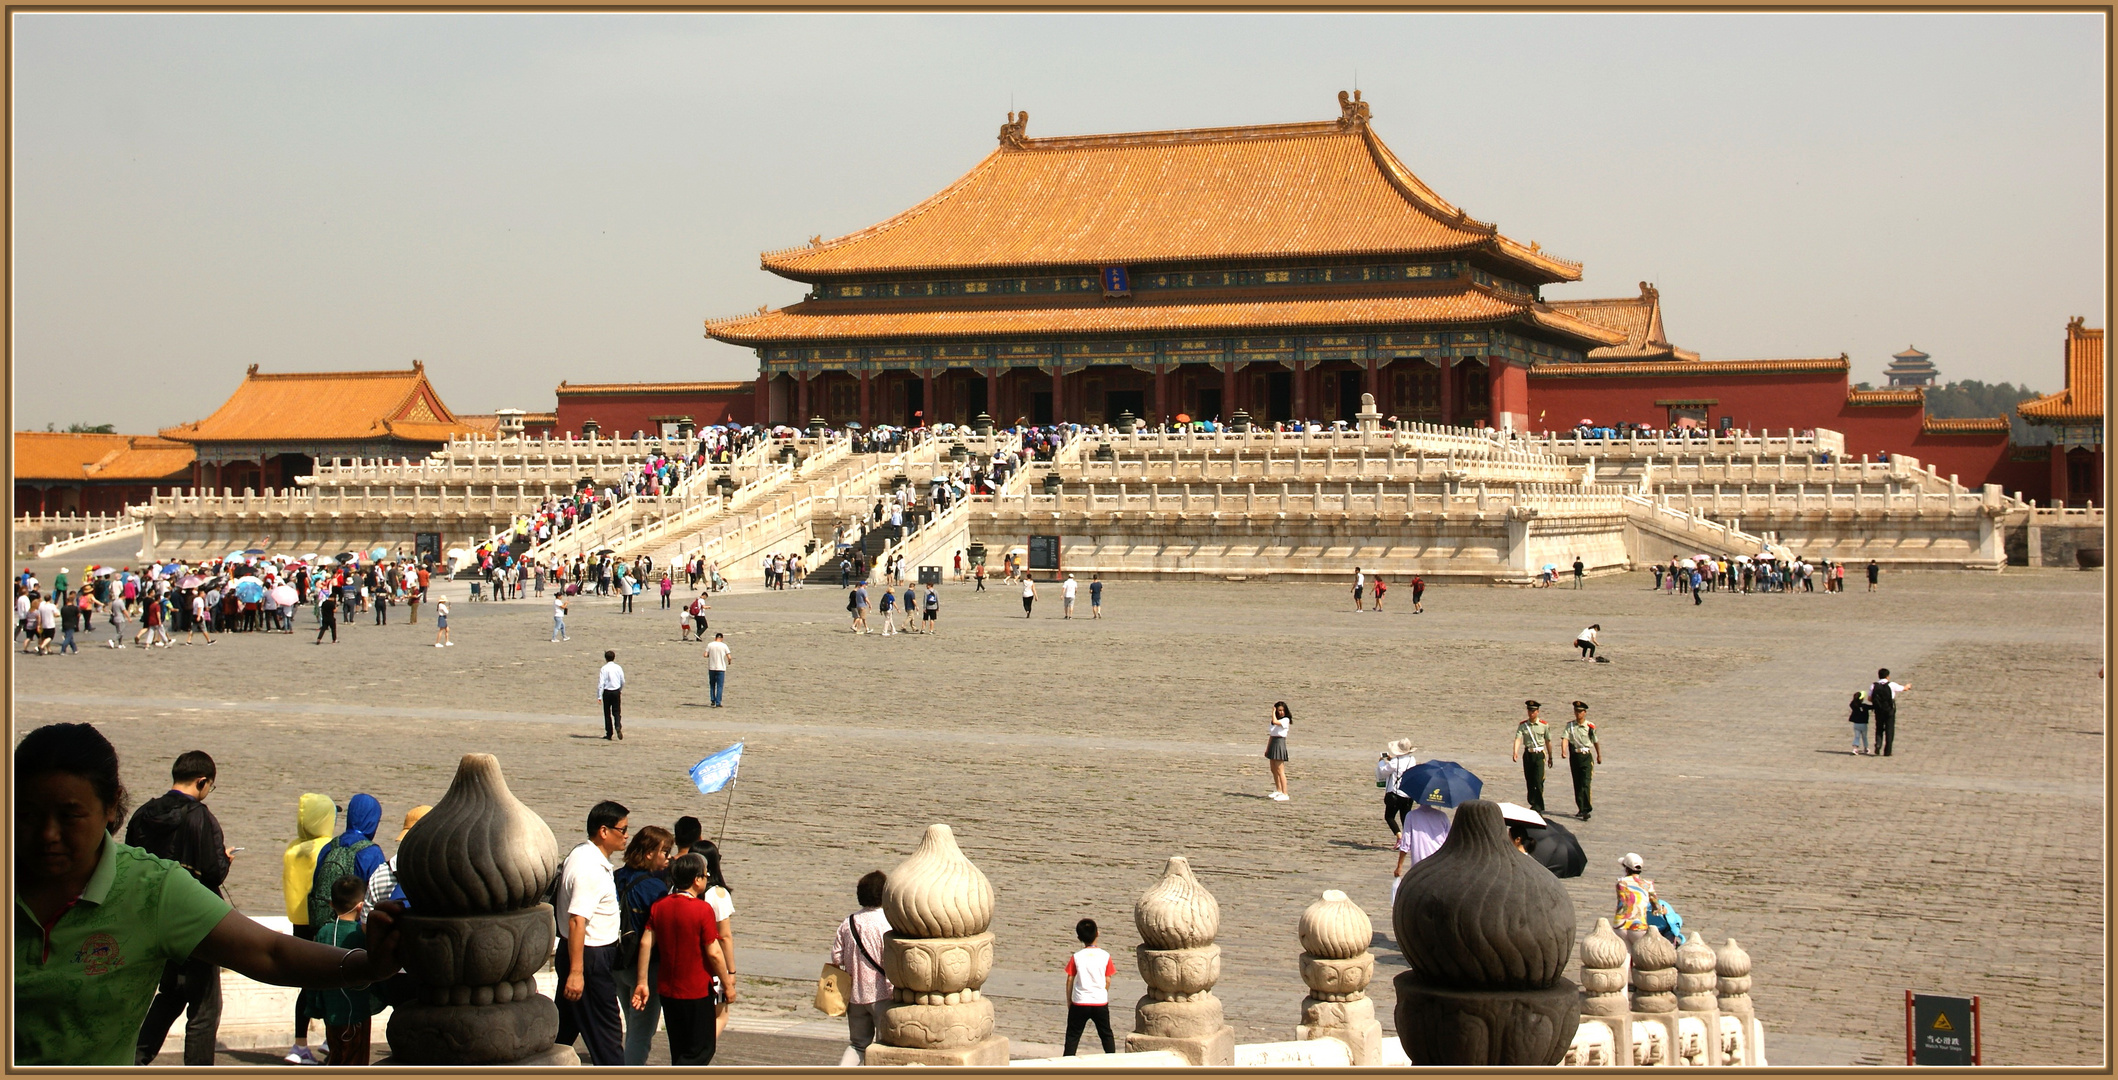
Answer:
552;388;755;438
1528;370;2047;500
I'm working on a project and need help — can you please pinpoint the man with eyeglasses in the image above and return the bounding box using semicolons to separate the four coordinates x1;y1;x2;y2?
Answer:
555;801;630;1065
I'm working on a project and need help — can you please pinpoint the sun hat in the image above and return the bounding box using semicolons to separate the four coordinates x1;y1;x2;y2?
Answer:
1385;738;1417;757
397;805;432;842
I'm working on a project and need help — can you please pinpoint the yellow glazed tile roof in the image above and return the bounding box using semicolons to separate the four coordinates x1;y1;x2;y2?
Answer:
160;364;468;444
13;432;194;482
707;283;1626;348
556;381;756;396
1921;416;2012;435
1529;356;1850;379
1846;387;1924;406
760;95;1581;285
1545;283;1699;362
2019;317;2104;423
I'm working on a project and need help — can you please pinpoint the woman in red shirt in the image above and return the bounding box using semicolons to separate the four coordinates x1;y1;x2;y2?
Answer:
630;854;734;1065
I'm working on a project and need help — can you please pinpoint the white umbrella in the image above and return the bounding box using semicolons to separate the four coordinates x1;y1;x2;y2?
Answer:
1498;802;1546;827
269;584;299;606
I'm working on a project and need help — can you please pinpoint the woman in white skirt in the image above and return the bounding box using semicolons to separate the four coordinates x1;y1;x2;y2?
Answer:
1265;701;1293;801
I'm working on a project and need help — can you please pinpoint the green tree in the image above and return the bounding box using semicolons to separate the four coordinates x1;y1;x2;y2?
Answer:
1923;379;2051;445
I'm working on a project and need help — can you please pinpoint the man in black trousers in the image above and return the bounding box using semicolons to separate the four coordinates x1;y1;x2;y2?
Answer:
1869;668;1909;757
599;650;625;740
129;751;232;1065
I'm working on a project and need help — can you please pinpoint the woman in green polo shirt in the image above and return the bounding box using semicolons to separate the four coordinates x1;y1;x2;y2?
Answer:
15;723;405;1066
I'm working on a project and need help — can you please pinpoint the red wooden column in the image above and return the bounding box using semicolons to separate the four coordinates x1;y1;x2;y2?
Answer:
796;371;811;422
986;370;1002;421
1153;367;1169;423
754;373;770;426
1363;359;1380;403
858;370;873;428
920;370;937;428
1487;361;1504;429
1050;367;1065;424
1221;363;1239;420
1292;362;1309;421
1438;360;1455;427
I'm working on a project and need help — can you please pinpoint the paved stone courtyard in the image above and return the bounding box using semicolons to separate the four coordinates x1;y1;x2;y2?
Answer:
16;552;2104;1066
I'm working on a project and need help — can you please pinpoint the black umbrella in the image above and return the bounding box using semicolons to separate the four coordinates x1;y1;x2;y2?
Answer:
1521;817;1588;878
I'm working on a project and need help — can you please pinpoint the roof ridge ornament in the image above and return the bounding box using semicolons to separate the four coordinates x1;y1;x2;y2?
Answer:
1638;281;1659;301
1336;89;1371;130
999;110;1030;148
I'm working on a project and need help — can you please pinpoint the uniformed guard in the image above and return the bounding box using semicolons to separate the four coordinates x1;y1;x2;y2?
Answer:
1560;700;1602;821
1511;700;1552;814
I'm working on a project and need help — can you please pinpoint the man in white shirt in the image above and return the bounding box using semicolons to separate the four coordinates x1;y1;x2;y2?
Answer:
703;633;731;708
598;651;625;741
1061;574;1078;619
555;801;630;1065
1869;667;1910;757
552;594;569;642
16;590;34;652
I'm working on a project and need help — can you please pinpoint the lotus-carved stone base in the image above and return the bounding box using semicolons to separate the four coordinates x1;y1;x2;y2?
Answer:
882;931;993;995
877;996;994;1048
1392;971;1581;1066
384;995;559;1064
1133;993;1226;1040
865;1034;1009;1067
1299;995;1382;1066
1125;1027;1235;1067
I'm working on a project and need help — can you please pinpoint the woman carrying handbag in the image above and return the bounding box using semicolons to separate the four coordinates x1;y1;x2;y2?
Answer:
826;871;892;1065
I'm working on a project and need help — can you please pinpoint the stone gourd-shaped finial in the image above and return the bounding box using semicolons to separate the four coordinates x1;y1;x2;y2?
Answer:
1675;933;1718;1012
1295;890;1382;1065
866;825;1008;1067
394;753;559;914
882;824;994;938
1629;927;1678;1013
1136;855;1218;949
1125;857;1235;1066
386;754;573;1065
1578;918;1630;1017
1714;938;1753;1017
1390;800;1580;1065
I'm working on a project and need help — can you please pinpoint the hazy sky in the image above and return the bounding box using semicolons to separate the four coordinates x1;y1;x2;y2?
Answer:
12;12;2105;433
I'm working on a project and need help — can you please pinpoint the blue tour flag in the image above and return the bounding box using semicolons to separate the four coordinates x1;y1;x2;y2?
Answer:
689;742;744;794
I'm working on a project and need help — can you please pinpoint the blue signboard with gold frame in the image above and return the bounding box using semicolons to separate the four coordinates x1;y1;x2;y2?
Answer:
1102;266;1130;296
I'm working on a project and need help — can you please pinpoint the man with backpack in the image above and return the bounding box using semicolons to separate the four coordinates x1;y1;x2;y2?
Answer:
127;751;233;1065
1868;668;1910;757
307;794;388;934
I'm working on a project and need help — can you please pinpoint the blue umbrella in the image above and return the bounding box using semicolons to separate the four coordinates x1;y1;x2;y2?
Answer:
1395;760;1483;809
233;578;265;603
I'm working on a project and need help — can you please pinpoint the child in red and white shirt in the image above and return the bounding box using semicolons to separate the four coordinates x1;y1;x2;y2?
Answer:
1063;918;1117;1056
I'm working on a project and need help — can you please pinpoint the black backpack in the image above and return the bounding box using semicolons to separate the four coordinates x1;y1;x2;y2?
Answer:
1870;681;1895;718
307;837;375;928
613;869;658;969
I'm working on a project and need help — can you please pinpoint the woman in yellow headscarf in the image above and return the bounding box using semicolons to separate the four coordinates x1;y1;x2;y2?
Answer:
280;793;336;1065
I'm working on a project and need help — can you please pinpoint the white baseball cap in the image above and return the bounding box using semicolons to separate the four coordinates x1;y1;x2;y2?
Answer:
1620;853;1645;873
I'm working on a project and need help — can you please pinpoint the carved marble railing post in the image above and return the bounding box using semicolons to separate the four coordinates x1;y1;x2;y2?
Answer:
1294;890;1382;1064
1125;856;1235;1066
1673;932;1722;1066
1572;918;1632;1066
1391;799;1579;1065
1715;938;1761;1066
1626;928;1678;1065
866;825;1008;1067
386;753;571;1065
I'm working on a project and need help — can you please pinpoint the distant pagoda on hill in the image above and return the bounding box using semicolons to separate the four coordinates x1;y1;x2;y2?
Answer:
1885;346;1937;387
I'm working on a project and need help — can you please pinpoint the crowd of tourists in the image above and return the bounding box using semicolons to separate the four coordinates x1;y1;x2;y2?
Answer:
1649;553;1874;597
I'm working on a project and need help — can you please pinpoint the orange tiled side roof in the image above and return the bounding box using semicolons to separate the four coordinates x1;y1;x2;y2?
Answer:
1921;416;2011;435
2019;318;2104;424
1545;283;1699;362
760;100;1581;285
160;365;464;444
13;432;194;482
556;381;756;396
707;285;1626;347
1529;357;1850;379
1846;387;1923;406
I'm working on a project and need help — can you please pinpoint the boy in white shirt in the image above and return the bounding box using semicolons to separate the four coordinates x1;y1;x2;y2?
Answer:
1062;918;1116;1056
